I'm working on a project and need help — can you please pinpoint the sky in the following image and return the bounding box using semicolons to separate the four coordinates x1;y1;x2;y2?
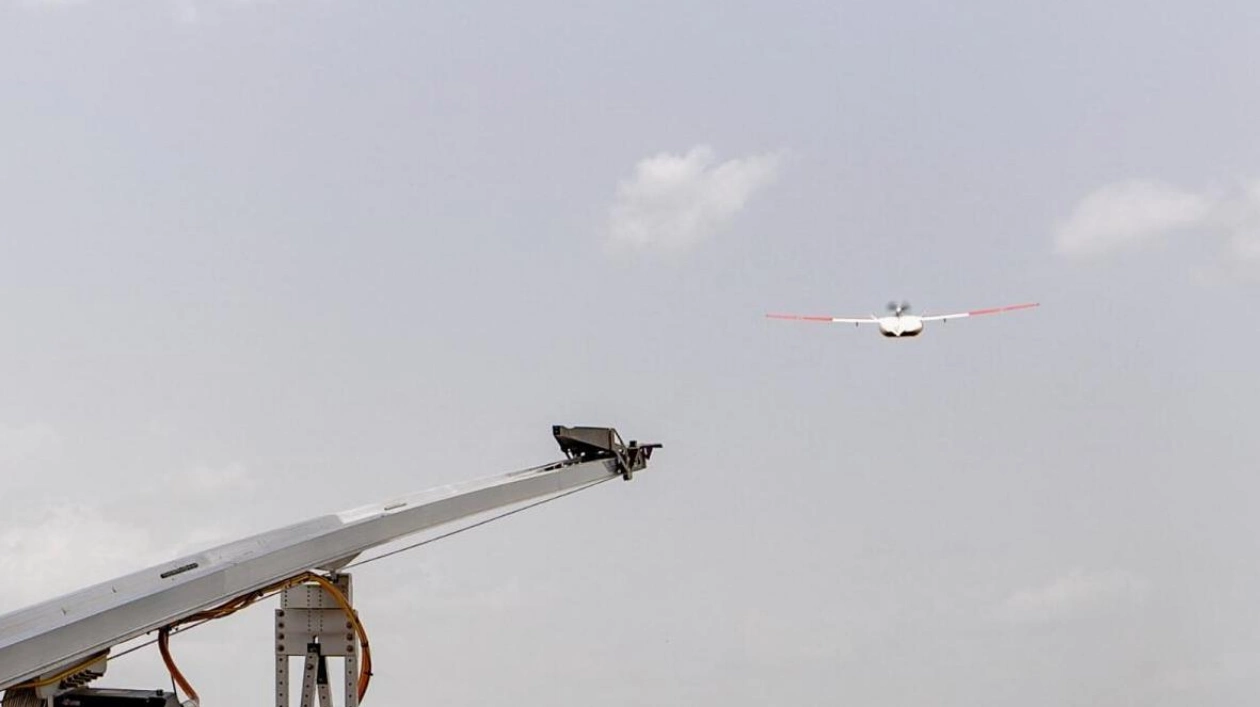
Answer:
1;0;1258;704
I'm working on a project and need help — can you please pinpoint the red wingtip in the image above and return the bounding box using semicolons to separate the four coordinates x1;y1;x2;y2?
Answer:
968;302;1040;316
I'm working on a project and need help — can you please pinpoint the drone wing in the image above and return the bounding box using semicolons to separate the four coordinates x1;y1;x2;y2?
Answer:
919;302;1040;322
765;313;878;324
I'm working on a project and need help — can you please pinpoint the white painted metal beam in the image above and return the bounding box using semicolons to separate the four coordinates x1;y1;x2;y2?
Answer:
0;454;636;690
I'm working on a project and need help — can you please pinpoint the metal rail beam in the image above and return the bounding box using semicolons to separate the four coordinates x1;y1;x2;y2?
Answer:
1;431;656;691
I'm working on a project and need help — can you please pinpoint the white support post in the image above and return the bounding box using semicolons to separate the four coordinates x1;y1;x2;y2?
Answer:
275;575;358;707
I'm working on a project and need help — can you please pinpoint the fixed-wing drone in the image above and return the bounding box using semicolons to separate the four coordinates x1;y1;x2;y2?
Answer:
766;300;1039;338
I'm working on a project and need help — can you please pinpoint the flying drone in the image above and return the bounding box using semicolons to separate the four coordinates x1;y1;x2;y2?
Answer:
766;300;1039;338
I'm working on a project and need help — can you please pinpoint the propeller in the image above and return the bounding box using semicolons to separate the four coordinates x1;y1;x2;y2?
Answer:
886;301;912;315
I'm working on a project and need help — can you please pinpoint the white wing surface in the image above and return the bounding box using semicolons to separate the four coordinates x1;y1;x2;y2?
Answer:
920;302;1039;322
765;313;878;324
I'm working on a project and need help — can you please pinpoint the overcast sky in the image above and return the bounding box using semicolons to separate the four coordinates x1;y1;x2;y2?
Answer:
2;1;1259;705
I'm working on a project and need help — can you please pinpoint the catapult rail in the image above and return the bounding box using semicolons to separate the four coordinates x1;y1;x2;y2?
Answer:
0;426;659;691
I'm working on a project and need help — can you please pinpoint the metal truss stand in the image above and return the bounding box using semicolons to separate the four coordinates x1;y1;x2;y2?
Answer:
275;575;358;707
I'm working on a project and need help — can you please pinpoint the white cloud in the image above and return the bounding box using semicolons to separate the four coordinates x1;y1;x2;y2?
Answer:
0;468;259;612
1228;230;1260;263
0;455;262;612
181;461;257;494
998;567;1147;625
607;145;782;254
1154;651;1260;692
0;423;61;468
1054;180;1217;257
15;0;269;23
15;0;88;6
1220;181;1260;276
1055;178;1260;279
174;0;201;23
0;505;165;611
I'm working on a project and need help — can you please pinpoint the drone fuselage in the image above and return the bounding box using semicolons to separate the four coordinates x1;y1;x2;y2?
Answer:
877;315;924;337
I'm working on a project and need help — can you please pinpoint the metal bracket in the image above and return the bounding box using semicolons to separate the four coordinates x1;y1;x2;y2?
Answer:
5;654;111;706
275;575;357;707
296;648;333;707
552;426;661;480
